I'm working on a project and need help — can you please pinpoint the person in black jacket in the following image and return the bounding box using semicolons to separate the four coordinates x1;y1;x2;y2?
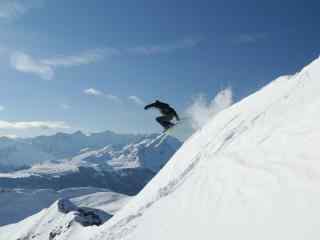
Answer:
144;100;180;131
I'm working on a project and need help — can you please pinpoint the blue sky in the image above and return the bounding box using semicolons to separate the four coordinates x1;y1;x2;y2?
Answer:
0;0;319;137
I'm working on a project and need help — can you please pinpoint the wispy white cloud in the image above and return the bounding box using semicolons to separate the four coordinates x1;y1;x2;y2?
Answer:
0;120;69;130
0;0;44;19
235;33;267;44
60;104;71;110
104;94;121;102
84;88;103;96
0;106;5;111
10;38;199;79
10;52;54;80
186;88;233;130
84;88;120;102
127;37;201;56
42;49;114;67
10;50;107;80
128;96;144;105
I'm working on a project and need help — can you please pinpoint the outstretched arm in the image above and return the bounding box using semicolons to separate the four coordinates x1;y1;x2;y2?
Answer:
144;102;156;110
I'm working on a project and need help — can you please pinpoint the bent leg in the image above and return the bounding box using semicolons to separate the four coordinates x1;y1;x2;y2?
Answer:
156;115;174;130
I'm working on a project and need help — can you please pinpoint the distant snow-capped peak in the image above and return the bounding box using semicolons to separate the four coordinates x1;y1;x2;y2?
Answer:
0;131;181;172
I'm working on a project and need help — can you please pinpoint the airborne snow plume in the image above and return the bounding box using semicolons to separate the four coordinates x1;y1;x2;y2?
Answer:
186;87;233;130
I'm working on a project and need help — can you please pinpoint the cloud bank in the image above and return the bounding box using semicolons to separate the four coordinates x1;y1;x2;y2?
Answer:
186;88;233;130
0;120;69;130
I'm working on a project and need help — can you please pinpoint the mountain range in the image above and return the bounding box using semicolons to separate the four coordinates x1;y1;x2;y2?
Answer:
0;131;180;171
0;132;181;195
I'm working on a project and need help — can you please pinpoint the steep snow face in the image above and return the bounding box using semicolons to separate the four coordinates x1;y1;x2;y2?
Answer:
85;57;320;240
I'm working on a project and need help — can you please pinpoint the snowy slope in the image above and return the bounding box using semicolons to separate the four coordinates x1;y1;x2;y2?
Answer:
76;57;320;240
0;187;130;226
0;190;130;240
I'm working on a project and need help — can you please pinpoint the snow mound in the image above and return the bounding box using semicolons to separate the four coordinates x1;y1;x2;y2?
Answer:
0;187;130;226
71;192;131;215
86;57;320;240
0;199;104;240
0;190;130;240
57;199;111;226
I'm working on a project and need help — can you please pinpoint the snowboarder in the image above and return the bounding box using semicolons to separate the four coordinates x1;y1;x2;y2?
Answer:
144;100;180;131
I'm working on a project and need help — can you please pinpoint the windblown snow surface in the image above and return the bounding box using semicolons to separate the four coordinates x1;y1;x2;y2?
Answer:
2;57;320;240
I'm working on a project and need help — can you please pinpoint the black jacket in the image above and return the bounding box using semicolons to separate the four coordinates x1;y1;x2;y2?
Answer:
144;100;180;120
